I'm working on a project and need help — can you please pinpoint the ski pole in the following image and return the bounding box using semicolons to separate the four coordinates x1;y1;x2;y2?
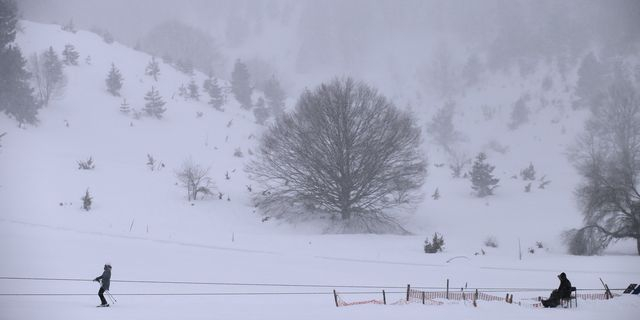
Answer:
106;291;117;304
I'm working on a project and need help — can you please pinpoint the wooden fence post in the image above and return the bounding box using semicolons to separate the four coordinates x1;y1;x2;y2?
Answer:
407;284;410;301
383;290;386;305
422;291;425;304
333;290;338;307
473;289;478;307
446;279;449;300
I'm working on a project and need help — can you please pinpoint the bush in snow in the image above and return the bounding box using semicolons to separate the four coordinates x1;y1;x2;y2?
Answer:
469;152;499;197
81;188;92;211
484;236;498;248
538;175;551;189
449;151;470;178
431;188;440;200
424;232;445;253
176;158;214;201
146;154;164;171
520;163;536;181
77;156;95;170
233;148;244;158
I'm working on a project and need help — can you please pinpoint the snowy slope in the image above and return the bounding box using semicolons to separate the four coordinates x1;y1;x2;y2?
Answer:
1;21;639;320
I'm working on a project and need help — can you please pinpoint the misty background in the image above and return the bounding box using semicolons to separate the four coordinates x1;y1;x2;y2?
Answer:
17;0;640;108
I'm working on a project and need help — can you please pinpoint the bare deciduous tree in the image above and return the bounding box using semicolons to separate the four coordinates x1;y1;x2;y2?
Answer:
247;78;427;233
176;158;214;201
30;47;66;106
448;150;470;178
568;69;640;255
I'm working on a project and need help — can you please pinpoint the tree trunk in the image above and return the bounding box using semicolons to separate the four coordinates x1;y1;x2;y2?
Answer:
340;209;351;220
637;237;640;256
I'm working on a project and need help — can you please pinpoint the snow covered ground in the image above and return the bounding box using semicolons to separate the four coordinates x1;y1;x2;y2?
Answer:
1;21;639;319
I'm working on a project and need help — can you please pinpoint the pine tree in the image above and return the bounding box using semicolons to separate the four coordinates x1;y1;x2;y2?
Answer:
62;44;79;66
469;152;499;197
427;101;460;154
520;163;536;181
119;98;130;114
105;63;123;96
187;79;199;100
145;56;160;81
231;59;252;109
0;47;40;124
508;94;530;130
143;86;166;118
1;0;40;124
253;97;269;125
82;188;92;211
203;76;224;110
263;75;285;116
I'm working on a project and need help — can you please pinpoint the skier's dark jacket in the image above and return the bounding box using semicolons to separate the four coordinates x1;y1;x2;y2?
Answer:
94;265;112;290
556;272;572;298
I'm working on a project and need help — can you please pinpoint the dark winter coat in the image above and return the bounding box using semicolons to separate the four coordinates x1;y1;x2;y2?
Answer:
542;272;572;308
556;272;572;299
94;265;112;290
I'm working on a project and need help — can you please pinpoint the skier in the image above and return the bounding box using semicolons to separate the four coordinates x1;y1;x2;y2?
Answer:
541;272;571;308
93;264;112;307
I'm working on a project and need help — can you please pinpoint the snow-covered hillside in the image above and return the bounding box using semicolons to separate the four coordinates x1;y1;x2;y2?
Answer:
1;21;639;320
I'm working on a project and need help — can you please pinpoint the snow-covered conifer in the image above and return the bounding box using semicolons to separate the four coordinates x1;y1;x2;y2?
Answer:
469;152;499;197
263;75;285;116
62;44;79;66
143;86;166;118
231;59;252;109
203;76;224;110
105;63;123;96
187;79;200;101
252;97;269;125
145;56;160;81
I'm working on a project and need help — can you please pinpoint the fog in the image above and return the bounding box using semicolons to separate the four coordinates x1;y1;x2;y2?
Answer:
18;0;639;95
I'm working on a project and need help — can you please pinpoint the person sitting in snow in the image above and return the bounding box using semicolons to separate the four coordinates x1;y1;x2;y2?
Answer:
541;272;571;308
93;264;112;307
